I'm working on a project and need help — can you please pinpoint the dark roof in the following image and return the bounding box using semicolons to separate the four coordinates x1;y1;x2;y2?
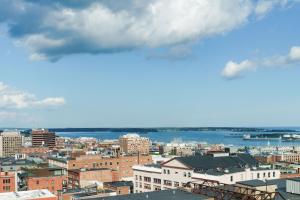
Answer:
176;154;258;171
287;177;300;182
89;189;209;200
277;190;300;200
104;181;133;188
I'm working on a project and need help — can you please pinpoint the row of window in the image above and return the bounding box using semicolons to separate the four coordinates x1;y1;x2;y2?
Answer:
2;179;10;184
230;171;276;182
135;180;183;188
163;169;191;177
2;186;10;191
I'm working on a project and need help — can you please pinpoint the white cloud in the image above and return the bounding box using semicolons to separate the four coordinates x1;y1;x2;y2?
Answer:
0;0;298;60
0;111;21;120
0;0;255;60
289;46;300;61
222;46;300;79
255;0;283;17
222;60;257;79
0;82;65;109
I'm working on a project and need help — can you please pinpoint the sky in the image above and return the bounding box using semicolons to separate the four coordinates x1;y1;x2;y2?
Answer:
0;0;300;128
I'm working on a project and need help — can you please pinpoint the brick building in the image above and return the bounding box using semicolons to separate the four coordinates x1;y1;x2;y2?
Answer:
119;134;150;155
0;171;16;193
20;147;49;155
68;168;119;189
255;153;300;164
104;181;133;195
32;129;56;149
21;167;67;194
49;154;152;178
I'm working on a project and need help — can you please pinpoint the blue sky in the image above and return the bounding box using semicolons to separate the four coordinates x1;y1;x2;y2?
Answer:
0;0;300;128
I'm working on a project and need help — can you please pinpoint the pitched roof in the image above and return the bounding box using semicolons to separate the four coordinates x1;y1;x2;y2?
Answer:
175;154;258;172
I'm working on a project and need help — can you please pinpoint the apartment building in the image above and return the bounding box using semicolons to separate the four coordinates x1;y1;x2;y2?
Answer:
119;134;150;155
32;129;56;149
0;131;23;157
49;154;152;178
20;167;67;194
255;153;300;164
133;153;280;193
0;171;16;193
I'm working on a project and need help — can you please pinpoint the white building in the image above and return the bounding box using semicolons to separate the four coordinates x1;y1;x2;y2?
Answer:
133;153;280;193
0;189;56;200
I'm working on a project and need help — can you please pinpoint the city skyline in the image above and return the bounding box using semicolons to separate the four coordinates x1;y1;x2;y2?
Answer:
0;0;300;127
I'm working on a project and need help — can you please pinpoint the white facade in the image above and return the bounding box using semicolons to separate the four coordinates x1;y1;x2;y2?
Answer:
286;179;300;194
133;158;280;193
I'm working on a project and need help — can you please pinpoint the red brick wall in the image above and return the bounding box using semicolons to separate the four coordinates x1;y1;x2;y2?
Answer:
0;171;15;193
67;155;152;178
27;175;67;194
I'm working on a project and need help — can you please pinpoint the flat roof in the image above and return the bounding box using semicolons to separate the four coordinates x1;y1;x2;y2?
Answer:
0;189;56;200
236;180;277;187
104;181;133;187
88;189;210;200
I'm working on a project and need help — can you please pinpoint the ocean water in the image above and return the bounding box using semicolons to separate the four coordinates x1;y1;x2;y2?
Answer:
56;131;300;147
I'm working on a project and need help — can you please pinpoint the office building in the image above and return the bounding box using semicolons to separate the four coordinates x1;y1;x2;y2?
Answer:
0;131;23;157
32;129;56;149
119;134;150;155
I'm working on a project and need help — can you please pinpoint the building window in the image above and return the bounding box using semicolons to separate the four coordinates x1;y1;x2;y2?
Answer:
36;180;39;185
144;183;151;190
110;162;113;165
273;172;276;177
163;169;166;174
230;176;233;182
257;173;260;179
188;172;191;177
163;180;172;186
153;178;161;184
154;186;161;191
184;172;187;177
174;182;179;187
167;170;170;174
268;172;271;178
135;175;138;180
139;176;142;181
263;173;266;178
144;177;151;182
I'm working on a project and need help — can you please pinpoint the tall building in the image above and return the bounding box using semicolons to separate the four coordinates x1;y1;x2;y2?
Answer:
119;134;150;155
32;129;56;149
0;131;23;157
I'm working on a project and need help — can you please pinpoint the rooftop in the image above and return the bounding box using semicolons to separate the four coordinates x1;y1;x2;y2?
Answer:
89;189;209;200
236;179;277;187
104;181;133;188
0;189;56;200
175;153;258;172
